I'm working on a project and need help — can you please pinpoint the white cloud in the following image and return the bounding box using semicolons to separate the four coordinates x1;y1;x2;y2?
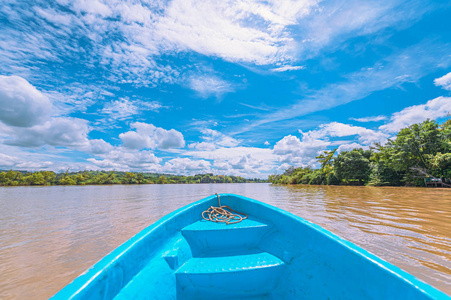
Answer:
271;65;305;72
184;128;273;176
297;0;431;59
85;139;114;155
230;154;263;170
156;0;317;65
201;129;240;147
434;72;451;91
71;0;113;17
185;145;275;175
45;83;117;115
162;157;211;174
272;122;389;166
34;7;74;26
310;122;389;145
3;117;91;148
231;155;249;170
88;149;161;171
0;152;54;170
188;74;234;98
273;134;328;165
188;129;240;150
337;142;368;153
188;142;217;151
0;75;53;127
0;77;116;154
380;96;451;133
0;0;436;92
101;98;167;121
101;98;140;120
264;141;270;146
0;153;23;169
120;122;185;150
188;146;272;161
349;115;387;122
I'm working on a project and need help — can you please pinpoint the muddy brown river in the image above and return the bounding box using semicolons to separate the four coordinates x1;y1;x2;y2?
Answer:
0;184;450;298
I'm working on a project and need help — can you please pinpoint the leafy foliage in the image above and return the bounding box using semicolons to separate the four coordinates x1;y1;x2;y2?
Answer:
269;120;451;187
334;149;371;185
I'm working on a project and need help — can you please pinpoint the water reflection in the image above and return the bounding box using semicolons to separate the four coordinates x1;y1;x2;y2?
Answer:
0;184;450;298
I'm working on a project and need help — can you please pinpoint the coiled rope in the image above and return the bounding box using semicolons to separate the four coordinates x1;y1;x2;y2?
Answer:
202;193;248;225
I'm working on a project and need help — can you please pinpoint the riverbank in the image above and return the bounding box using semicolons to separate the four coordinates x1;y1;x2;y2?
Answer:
0;170;266;186
269;119;451;187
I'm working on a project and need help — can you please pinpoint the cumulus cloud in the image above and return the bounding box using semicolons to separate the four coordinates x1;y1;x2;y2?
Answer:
88;149;161;171
434;72;451;91
273;134;328;165
162;158;211;174
0;153;24;169
309;122;389;145
273;122;389;166
207;153;265;174
379;96;451;133
0;75;52;127
3;117;90;148
185;128;272;175
0;76;116;154
186;145;275;174
229;154;263;170
85;139;114;155
337;142;368;153
0;152;53;170
188;129;240;150
120;122;185;150
188;142;217;151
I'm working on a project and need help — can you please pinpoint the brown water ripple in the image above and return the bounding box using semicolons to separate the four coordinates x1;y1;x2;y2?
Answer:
0;184;450;299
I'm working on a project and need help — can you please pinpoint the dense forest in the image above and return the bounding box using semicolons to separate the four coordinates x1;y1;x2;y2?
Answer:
0;171;266;186
269;119;451;187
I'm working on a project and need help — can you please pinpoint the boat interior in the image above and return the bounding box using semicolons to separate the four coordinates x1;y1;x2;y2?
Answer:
55;194;443;299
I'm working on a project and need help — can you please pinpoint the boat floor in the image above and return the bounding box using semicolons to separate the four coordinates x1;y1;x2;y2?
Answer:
114;217;284;299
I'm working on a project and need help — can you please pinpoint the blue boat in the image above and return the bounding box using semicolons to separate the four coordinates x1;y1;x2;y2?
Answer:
52;194;450;299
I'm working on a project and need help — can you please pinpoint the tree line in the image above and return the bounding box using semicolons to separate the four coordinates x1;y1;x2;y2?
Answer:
0;170;266;186
269;119;451;187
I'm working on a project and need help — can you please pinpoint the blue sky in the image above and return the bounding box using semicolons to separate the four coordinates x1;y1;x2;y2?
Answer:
0;0;450;178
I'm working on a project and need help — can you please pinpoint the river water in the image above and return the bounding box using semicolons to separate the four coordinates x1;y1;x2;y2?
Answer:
0;183;450;299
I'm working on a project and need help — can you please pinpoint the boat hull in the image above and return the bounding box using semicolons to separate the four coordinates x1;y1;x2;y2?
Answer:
52;194;450;299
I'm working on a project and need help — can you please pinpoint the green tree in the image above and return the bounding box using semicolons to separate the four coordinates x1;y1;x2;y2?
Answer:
316;149;337;177
368;161;403;186
388;120;441;172
124;172;137;184
26;172;46;185
334;149;371;185
377;119;450;185
157;175;167;184
136;173;144;184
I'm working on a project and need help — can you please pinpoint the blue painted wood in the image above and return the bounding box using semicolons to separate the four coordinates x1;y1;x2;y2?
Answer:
51;194;451;299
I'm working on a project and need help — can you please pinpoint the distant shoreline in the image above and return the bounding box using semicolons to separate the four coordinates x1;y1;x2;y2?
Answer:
0;170;267;186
